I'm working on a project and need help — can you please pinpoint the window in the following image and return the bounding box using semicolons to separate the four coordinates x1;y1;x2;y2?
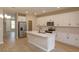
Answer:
11;20;15;29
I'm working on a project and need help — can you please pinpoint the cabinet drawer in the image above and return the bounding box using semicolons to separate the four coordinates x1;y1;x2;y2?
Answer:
66;34;79;47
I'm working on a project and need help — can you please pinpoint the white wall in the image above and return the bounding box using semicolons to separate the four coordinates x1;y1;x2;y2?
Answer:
0;10;3;44
36;11;79;48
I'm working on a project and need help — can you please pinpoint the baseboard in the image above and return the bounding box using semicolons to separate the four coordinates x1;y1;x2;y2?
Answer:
56;40;79;49
28;41;53;52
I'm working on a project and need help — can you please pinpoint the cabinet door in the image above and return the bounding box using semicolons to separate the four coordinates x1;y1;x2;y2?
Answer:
54;12;79;27
70;13;79;27
54;15;62;26
42;17;47;26
38;17;46;26
37;15;55;26
72;35;79;47
54;14;70;26
75;39;79;47
56;32;79;48
37;17;42;25
60;13;70;26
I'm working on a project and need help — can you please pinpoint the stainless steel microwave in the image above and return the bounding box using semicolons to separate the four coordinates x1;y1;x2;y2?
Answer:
47;22;54;26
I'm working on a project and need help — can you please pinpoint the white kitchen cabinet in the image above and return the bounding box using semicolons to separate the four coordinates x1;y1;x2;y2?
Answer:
54;12;79;27
69;12;79;27
37;16;54;26
56;32;79;48
37;11;79;48
54;13;71;27
27;31;56;52
37;17;42;25
37;17;45;26
54;15;61;26
70;34;79;47
37;11;79;27
56;32;69;43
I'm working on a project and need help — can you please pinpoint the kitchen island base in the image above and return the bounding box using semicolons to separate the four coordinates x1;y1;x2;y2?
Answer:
27;31;56;52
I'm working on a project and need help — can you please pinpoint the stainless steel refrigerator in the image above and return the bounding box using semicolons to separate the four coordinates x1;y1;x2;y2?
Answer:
18;22;26;38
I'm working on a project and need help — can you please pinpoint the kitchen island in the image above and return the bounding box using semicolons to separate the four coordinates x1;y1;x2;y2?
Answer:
27;31;56;52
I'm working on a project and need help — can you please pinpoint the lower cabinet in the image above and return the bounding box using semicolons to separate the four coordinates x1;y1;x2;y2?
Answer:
56;32;79;48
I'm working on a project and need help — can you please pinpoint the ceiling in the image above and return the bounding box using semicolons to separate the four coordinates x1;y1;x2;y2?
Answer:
1;7;65;15
1;7;79;16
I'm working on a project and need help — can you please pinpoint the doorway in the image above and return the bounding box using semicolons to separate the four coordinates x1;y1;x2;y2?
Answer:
3;13;16;46
28;20;32;31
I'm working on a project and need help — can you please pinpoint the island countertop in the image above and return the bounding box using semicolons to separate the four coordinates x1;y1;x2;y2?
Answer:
27;31;56;38
27;31;56;51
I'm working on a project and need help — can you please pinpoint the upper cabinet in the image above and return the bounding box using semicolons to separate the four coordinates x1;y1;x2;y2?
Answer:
37;16;54;26
54;13;71;26
37;11;79;27
69;12;79;27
